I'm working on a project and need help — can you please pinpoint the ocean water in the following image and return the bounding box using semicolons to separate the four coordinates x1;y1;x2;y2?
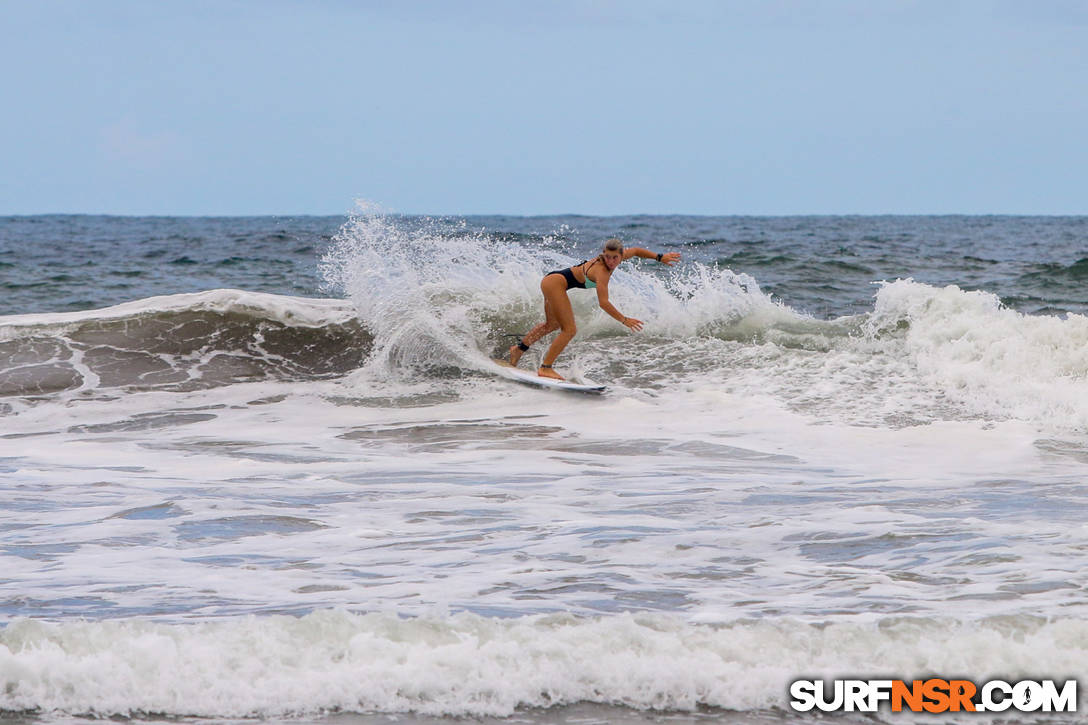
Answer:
2;210;1088;723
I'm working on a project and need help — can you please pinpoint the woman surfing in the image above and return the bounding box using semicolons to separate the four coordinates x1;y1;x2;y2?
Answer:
509;238;681;380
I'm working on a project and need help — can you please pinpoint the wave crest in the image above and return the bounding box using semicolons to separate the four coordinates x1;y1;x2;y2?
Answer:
0;290;368;397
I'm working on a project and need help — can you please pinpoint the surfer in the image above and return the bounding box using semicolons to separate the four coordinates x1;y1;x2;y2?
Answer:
509;238;681;380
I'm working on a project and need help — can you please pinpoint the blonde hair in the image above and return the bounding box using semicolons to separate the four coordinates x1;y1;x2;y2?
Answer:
595;238;624;265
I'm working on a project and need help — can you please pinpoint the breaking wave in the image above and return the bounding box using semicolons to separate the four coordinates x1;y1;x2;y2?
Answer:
2;610;1084;720
0;290;367;397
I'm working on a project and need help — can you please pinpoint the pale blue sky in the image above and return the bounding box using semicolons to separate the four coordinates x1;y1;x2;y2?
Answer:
3;1;1086;215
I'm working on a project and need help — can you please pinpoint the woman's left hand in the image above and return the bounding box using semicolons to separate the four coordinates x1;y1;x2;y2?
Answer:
659;252;681;266
622;316;644;332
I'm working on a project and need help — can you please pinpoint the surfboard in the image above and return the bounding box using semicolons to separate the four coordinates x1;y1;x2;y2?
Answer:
490;359;606;394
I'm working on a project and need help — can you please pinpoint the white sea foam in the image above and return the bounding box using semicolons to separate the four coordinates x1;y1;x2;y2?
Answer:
867;279;1088;429
2;610;1085;719
321;208;549;377
4;378;1082;626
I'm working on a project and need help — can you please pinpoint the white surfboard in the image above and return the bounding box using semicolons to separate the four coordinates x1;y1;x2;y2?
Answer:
490;359;606;394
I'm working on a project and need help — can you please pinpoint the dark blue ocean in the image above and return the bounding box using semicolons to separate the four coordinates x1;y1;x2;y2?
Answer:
4;214;1088;317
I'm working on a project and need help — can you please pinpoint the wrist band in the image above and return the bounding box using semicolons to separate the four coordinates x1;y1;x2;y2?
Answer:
656;252;663;262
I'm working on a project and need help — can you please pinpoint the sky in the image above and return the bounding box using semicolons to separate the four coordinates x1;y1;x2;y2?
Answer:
2;0;1086;216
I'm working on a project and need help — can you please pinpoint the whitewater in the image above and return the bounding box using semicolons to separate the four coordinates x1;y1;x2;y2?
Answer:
1;211;1087;723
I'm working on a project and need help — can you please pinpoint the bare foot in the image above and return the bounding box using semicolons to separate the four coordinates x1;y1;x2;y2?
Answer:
508;344;524;367
538;367;564;381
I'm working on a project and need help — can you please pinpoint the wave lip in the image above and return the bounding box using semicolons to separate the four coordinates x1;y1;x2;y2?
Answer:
2;610;1084;719
0;289;369;397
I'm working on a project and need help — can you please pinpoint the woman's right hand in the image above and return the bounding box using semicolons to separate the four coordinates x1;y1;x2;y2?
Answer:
622;316;644;332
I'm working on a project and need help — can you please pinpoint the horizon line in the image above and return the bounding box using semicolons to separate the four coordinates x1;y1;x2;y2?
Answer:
3;210;1086;219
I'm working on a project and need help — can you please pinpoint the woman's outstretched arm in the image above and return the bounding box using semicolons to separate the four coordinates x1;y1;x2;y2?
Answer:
623;247;681;265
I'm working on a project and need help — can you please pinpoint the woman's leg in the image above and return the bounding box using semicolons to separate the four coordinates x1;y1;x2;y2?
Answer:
509;276;562;366
538;278;576;379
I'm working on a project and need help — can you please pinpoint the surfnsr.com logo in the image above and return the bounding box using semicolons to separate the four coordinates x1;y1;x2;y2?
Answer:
790;678;1077;714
